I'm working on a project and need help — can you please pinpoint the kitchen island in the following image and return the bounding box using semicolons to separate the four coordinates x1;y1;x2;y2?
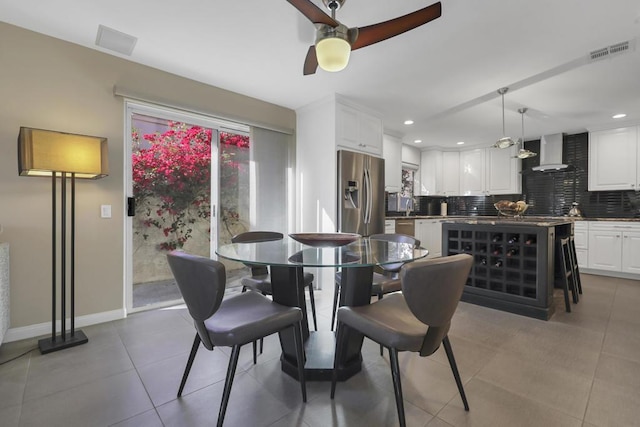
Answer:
442;218;573;320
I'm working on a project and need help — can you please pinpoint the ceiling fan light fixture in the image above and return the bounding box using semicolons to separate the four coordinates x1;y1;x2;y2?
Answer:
316;36;351;72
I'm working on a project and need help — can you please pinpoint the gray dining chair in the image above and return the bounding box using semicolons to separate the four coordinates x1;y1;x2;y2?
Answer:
331;233;421;331
167;251;306;427
331;254;473;427
232;231;318;332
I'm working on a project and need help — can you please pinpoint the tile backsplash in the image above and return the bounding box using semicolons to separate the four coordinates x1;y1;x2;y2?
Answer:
408;132;640;218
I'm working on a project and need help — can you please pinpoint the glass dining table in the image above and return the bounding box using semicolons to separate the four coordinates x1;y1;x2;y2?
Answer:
216;235;429;381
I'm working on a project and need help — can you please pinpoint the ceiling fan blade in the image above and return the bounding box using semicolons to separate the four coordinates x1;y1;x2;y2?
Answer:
303;45;318;75
350;1;442;50
287;0;339;27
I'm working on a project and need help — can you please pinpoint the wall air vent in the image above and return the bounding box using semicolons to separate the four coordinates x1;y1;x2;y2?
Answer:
589;40;634;62
589;47;609;61
609;41;630;54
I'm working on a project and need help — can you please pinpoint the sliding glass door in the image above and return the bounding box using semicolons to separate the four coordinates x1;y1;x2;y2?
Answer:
125;101;292;312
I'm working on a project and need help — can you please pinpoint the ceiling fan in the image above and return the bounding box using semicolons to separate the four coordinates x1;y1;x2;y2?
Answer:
287;0;442;75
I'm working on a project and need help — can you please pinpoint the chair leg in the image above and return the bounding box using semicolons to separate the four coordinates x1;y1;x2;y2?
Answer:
293;322;307;402
177;333;201;397
217;345;241;427
389;348;406;427
331;321;346;398
307;283;318;331
331;282;340;331
569;237;583;294
560;251;572;313
379;294;384;357
443;336;469;411
252;341;257;365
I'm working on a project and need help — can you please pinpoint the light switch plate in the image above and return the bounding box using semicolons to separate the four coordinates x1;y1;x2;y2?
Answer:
101;205;112;218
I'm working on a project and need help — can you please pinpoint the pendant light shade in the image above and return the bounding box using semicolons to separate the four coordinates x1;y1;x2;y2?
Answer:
515;108;538;159
493;87;517;149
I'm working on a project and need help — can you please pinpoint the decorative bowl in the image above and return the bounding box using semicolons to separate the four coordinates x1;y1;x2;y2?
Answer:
289;233;360;247
494;200;529;217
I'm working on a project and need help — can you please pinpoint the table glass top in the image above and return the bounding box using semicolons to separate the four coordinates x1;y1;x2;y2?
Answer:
216;236;429;268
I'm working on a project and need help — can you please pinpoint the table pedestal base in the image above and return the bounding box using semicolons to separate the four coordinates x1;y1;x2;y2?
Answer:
280;331;363;381
271;265;373;382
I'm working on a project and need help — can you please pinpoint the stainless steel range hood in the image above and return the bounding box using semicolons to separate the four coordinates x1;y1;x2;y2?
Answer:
531;133;569;171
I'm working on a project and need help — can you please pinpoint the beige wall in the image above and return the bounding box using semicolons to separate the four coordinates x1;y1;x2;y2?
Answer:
0;22;295;330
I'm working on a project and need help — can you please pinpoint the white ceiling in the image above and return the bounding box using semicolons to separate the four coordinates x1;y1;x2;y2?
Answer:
2;0;640;149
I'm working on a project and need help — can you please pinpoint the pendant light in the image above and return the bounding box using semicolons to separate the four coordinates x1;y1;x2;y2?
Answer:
493;87;517;149
515;108;538;159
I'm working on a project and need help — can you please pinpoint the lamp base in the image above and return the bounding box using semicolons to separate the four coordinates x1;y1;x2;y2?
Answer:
38;330;88;354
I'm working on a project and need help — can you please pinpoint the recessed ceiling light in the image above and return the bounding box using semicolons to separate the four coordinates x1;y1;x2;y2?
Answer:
413;139;422;144
404;120;414;125
457;141;465;145
612;113;627;119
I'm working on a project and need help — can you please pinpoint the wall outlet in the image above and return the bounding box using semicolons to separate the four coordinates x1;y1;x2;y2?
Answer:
100;205;112;218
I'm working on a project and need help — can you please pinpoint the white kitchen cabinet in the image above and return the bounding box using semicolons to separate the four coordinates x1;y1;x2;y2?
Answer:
573;221;588;268
587;222;640;274
622;231;640;274
383;135;402;192
336;101;383;156
419;150;443;195
442;151;460;196
588;229;622;271
385;219;396;234
415;219;442;258
419;150;459;196
486;145;522;195
588;126;639;191
460;148;485;196
402;144;421;168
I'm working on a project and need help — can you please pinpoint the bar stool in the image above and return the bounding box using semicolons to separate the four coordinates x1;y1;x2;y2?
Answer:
568;236;583;295
559;237;580;312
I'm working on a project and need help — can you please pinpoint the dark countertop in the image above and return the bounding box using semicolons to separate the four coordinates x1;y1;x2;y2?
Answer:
440;217;572;227
385;215;640;222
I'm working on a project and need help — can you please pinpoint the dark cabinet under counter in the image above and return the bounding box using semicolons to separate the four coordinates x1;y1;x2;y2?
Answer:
442;220;573;320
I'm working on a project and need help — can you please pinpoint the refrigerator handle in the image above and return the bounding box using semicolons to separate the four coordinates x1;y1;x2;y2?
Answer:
364;167;372;224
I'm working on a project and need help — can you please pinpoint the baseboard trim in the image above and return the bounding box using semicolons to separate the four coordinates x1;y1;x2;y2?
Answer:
3;309;126;343
581;269;640;281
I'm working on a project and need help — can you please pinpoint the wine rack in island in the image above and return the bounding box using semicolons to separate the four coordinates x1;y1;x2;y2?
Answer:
442;222;558;320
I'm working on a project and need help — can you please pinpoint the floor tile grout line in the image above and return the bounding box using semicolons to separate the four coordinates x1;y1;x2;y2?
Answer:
580;279;618;424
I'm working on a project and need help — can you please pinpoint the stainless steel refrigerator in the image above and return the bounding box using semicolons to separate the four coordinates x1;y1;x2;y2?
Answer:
337;150;385;237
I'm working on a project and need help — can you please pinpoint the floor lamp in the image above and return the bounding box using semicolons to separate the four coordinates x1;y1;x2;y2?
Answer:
18;127;108;354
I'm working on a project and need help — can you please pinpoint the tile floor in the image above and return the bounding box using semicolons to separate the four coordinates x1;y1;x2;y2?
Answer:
1;273;640;427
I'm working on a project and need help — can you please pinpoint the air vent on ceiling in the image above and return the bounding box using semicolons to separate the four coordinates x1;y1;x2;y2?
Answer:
589;39;634;62
95;25;137;56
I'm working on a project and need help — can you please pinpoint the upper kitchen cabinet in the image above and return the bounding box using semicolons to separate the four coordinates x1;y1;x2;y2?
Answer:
442;152;460;195
295;94;383;234
419;150;442;195
486;145;522;195
459;148;485;196
589;126;639;191
401;144;421;168
383;134;402;192
336;100;383;156
419;150;459;196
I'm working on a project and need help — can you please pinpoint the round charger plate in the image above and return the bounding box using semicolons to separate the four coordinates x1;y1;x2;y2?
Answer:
289;232;360;247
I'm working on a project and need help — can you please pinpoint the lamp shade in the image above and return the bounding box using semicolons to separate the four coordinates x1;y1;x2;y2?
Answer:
316;37;351;72
18;127;108;179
